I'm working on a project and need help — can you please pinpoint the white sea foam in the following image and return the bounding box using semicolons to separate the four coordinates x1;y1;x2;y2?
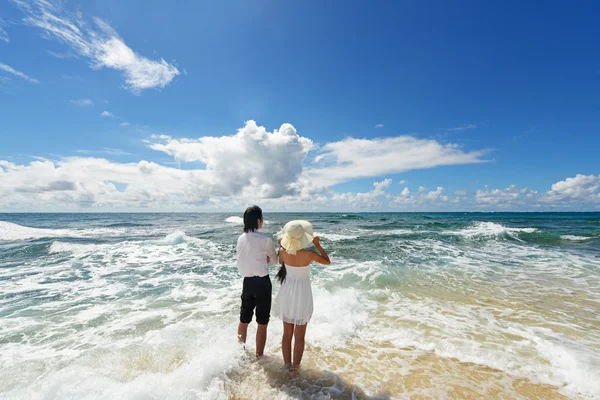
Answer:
225;216;244;224
313;232;358;241
308;287;372;344
362;289;600;399
49;241;107;254
3;320;244;400
367;229;416;236
0;220;162;241
0;221;72;240
561;235;590;241
452;221;537;239
225;216;271;225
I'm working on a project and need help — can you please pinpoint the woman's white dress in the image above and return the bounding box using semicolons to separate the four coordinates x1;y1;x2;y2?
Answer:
273;265;313;325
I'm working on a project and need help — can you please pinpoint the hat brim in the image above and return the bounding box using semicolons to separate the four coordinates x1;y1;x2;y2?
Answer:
281;220;314;254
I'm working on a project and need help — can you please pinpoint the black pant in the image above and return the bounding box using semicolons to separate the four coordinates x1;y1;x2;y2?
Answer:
240;275;272;324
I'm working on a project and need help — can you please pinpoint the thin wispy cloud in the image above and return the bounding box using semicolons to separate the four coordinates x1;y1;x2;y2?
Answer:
101;110;130;126
60;74;84;81
0;18;9;43
12;0;180;93
447;124;478;132
75;147;133;156
0;62;39;83
46;50;75;59
70;99;93;106
375;124;384;128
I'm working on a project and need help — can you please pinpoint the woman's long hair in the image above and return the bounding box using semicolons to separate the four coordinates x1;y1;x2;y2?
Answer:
275;263;286;284
276;246;287;284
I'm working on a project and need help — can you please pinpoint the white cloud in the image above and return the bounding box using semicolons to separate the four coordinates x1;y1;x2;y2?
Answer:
76;148;134;156
120;122;130;127
0;111;594;211
101;111;114;118
475;184;535;206
70;98;93;106
389;185;449;207
398;180;407;184
13;0;179;93
149;120;314;198
541;174;600;204
0;157;202;209
375;124;384;128
454;189;468;196
425;186;445;200
325;179;392;209
0;124;314;208
0;18;9;43
0;62;39;83
101;148;132;156
304;136;488;189
0;147;597;211
46;50;75;59
447;124;478;132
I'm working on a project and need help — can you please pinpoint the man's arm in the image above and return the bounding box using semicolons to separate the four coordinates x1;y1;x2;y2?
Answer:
265;237;279;265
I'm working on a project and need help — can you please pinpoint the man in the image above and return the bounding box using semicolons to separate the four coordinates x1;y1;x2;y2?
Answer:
236;205;278;358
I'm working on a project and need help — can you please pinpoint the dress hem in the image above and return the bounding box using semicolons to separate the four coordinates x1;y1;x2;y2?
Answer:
273;314;311;325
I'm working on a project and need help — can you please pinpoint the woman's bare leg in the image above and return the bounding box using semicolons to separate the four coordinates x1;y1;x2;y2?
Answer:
282;322;294;367
292;323;307;369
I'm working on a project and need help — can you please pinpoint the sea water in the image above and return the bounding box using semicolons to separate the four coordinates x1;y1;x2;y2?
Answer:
0;213;599;399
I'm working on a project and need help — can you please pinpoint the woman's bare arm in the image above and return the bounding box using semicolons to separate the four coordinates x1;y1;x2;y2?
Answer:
310;236;330;265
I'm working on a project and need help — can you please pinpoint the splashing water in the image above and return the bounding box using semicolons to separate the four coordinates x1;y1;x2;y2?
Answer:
1;212;599;399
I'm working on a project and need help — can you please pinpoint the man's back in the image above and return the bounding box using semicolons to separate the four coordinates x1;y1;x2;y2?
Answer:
237;231;277;278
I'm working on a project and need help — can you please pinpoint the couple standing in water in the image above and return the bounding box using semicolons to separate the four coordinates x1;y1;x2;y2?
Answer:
235;205;330;370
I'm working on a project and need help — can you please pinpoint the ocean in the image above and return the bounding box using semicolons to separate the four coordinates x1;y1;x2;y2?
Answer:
0;213;599;399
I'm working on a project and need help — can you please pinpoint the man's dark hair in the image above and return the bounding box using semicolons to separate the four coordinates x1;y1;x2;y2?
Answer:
243;205;263;233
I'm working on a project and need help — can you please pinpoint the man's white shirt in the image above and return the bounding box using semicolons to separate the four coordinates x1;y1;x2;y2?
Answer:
236;231;278;277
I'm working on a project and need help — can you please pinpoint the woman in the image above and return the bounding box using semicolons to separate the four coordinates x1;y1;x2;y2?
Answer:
272;220;330;371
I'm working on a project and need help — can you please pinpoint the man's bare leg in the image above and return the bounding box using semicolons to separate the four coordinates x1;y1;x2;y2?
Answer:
256;323;268;358
238;322;249;344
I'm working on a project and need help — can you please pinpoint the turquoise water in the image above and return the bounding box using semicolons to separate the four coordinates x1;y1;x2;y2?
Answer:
1;213;599;399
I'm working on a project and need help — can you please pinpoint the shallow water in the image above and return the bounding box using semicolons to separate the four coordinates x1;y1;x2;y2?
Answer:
0;213;599;399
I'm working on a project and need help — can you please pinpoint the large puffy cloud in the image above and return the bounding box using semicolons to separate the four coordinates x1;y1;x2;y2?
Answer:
149;120;314;198
0;121;314;209
541;174;600;204
12;0;179;93
305;136;489;188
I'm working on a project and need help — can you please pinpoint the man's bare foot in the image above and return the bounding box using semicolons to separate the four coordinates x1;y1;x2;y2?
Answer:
289;364;300;372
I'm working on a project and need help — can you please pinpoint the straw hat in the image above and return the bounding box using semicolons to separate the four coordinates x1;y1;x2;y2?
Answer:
280;220;314;255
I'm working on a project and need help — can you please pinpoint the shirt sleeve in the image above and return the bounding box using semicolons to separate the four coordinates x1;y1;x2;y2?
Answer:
265;237;279;265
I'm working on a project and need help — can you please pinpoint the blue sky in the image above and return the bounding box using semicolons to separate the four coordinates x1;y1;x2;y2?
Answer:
0;0;599;211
